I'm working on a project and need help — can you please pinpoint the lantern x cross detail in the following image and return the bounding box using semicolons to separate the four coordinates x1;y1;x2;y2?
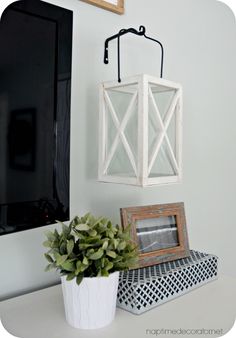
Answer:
103;90;138;176
148;86;181;176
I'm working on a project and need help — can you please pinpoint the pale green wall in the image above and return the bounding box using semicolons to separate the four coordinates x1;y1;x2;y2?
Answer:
0;0;235;299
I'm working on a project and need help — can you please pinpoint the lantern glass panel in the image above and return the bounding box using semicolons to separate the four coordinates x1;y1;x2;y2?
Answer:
106;89;133;122
167;110;177;154
107;141;135;177
149;140;176;177
105;85;138;178
151;88;176;119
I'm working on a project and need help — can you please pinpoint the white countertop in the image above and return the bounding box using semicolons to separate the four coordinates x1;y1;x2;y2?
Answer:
0;276;235;338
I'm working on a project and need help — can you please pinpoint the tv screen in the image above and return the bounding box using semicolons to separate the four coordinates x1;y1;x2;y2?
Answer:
0;1;72;235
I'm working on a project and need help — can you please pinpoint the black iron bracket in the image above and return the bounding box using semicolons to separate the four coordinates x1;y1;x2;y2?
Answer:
104;25;164;83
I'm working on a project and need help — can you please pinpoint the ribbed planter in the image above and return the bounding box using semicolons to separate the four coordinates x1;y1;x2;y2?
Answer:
61;271;119;329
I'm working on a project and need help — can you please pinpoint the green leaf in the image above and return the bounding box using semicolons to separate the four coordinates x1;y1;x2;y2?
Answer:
55;221;70;237
61;260;75;272
83;256;89;265
84;236;102;244
47;248;59;256
101;257;105;268
80;264;88;272
112;239;119;249
72;231;85;240
83;213;91;222
118;241;126;250
43;240;51;248
70;216;80;226
88;229;97;237
108;230;114;239
66;272;75;281
76;275;83;285
102;240;109;250
76;260;82;270
75;261;88;274
104;261;113;271
97;269;102;277
75;223;90;231
89;249;104;260
113;255;123;263
67;239;74;255
107;251;117;259
54;229;59;238
93;216;105;227
59;242;67;255
45;263;56;272
87;248;95;254
126;257;138;266
79;243;93;250
55;254;68;266
44;254;53;263
51;241;60;249
75;261;82;275
114;261;127;269
101;269;109;277
107;221;112;229
45;231;55;241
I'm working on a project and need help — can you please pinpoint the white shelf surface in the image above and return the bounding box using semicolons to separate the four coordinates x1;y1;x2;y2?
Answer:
0;276;235;338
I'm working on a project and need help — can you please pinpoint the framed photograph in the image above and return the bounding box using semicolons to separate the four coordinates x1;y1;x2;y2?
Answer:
120;203;190;268
80;0;124;14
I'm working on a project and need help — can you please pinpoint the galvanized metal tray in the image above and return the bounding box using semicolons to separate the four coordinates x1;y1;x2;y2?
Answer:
117;250;218;314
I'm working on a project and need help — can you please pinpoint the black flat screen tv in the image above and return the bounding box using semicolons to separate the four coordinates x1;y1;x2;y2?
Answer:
0;0;73;235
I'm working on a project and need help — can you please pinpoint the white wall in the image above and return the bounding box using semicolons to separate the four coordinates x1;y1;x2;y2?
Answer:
0;0;235;300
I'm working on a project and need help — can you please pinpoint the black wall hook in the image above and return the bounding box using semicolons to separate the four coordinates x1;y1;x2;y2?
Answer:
104;25;164;83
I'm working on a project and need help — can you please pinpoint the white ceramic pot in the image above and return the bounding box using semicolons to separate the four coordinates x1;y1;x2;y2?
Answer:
61;271;119;330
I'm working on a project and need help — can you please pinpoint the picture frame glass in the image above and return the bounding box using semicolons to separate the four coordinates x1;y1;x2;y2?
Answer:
136;216;179;254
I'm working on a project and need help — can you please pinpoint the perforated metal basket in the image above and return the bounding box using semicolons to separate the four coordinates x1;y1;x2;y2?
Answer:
117;250;218;314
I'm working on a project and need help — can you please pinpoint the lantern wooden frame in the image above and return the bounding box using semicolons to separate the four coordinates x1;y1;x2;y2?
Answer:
99;74;183;187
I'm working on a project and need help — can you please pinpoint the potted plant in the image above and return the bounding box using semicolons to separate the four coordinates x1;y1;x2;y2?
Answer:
43;213;138;329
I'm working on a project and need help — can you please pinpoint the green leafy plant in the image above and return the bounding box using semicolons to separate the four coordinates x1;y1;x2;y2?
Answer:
43;213;138;285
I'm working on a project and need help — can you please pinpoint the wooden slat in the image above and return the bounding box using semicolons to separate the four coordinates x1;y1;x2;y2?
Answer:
103;76;139;90
176;88;183;180
147;175;180;186
98;85;107;177
98;174;138;185
148;87;164;132
146;75;182;90
165;135;179;174
137;75;149;186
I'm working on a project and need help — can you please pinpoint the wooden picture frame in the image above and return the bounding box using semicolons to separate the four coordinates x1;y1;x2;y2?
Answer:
80;0;124;14
120;202;190;268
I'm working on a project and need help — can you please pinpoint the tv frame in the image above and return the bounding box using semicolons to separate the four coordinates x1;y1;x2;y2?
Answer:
0;0;73;235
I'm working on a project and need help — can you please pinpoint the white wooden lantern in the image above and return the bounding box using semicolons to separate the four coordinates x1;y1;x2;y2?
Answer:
99;74;182;187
